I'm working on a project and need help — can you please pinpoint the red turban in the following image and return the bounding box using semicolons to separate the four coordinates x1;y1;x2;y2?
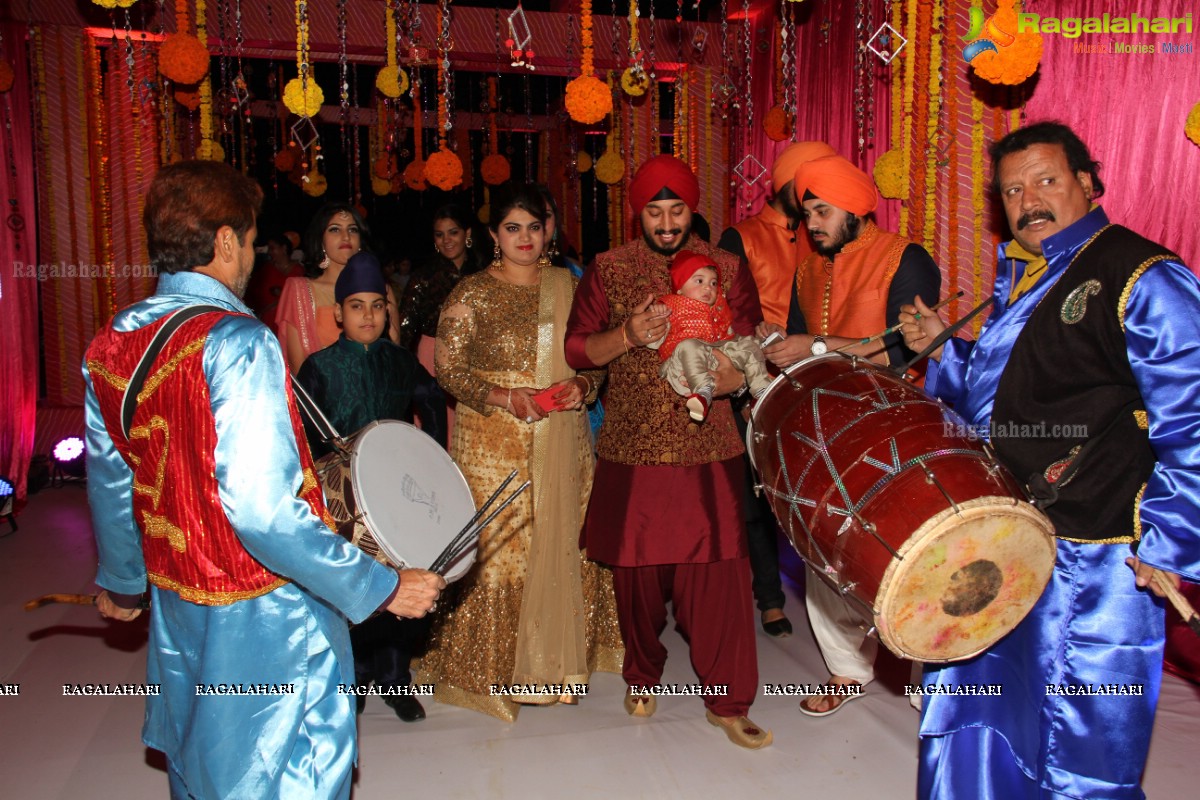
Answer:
770;141;836;192
670;250;717;292
794;155;879;217
628;155;701;212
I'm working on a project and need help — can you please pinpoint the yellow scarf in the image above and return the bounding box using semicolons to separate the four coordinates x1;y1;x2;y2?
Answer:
1006;239;1048;304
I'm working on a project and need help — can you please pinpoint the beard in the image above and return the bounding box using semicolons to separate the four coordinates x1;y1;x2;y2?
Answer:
641;225;692;256
813;215;861;257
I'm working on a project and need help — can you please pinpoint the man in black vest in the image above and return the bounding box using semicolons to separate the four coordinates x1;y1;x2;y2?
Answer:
900;121;1200;799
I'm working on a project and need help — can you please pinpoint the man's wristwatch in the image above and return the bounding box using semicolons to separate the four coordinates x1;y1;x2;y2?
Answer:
810;336;828;356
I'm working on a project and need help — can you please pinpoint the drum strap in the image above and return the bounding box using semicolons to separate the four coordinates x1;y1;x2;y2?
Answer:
121;305;226;440
1025;397;1142;510
290;376;342;443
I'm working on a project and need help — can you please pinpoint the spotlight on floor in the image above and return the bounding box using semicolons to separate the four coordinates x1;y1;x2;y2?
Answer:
0;475;15;534
52;436;87;484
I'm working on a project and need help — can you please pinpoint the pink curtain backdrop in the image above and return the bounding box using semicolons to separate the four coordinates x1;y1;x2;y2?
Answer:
1021;0;1200;268
1;22;40;502
733;1;896;233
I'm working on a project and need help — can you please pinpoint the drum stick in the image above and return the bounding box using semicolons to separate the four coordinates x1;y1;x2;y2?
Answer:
898;295;996;374
434;469;519;572
24;593;150;611
835;291;964;353
431;481;531;574
1152;570;1200;637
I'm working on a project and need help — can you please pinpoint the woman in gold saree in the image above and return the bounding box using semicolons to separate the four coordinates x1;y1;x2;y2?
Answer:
417;184;622;721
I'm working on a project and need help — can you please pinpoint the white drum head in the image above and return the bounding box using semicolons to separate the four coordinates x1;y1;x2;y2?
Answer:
350;420;478;582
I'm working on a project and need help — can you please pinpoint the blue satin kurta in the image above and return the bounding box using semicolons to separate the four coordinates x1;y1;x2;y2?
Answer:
84;272;399;800
919;207;1200;799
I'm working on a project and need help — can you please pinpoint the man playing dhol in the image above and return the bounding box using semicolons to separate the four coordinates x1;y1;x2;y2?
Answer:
759;153;940;717
84;161;444;799
565;155;771;749
901;121;1200;799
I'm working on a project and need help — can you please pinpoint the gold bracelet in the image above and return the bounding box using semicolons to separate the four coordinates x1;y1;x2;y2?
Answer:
575;375;592;396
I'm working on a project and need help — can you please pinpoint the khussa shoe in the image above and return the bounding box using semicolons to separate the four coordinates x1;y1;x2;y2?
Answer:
385;695;427;722
761;610;793;638
624;689;657;717
705;710;773;749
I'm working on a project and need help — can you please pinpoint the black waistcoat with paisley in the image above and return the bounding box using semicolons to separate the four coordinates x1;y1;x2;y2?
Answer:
990;225;1177;542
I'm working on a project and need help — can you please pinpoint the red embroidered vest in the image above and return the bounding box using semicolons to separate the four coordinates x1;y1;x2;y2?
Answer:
794;220;910;338
85;311;333;605
593;239;744;466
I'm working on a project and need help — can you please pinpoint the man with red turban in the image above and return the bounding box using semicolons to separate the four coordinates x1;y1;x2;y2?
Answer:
717;141;837;640
758;152;941;717
565;155;772;749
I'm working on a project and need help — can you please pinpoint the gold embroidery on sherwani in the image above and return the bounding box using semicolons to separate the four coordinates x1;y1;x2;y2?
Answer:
141;510;187;552
137;336;206;403
128;415;170;508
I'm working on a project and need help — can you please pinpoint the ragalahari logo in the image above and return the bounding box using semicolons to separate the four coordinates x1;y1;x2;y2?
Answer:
963;4;1017;64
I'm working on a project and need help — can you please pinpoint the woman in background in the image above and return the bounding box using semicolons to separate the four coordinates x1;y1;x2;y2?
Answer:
276;203;399;373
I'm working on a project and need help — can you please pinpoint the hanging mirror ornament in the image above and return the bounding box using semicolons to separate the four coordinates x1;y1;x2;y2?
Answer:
711;75;736;119
732;154;766;187
691;29;708;54
506;2;535;70
867;22;907;64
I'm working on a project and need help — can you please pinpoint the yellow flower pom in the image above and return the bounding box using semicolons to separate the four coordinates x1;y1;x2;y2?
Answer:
576;152;593;173
620;68;649;97
565;75;612;125
594;152;625;185
372;176;393;196
873;148;907;200
283;78;324;118
477;204;490;225
375;65;409;99
1186;102;1200;147
303;169;328;197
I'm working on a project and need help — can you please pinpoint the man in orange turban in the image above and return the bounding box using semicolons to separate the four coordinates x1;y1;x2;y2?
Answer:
716;141;836;642
758;150;941;718
565;156;772;749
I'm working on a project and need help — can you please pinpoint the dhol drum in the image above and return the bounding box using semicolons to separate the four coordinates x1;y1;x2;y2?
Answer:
316;420;477;582
748;353;1056;663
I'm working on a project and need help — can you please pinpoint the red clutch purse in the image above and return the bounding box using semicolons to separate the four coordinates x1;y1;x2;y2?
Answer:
531;386;565;414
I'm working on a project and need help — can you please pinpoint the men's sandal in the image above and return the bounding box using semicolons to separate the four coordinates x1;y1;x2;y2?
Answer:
624;690;657;717
798;683;864;718
706;710;773;749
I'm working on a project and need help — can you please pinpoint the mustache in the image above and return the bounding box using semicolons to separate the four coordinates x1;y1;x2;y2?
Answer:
1017;210;1055;230
654;228;683;237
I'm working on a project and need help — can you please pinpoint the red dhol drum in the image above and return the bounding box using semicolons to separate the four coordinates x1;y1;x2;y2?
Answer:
748;354;1055;663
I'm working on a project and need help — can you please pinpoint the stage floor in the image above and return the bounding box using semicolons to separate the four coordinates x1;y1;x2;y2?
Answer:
2;483;1198;798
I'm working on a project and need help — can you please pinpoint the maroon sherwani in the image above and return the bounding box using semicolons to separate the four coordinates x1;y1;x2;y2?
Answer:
566;236;761;716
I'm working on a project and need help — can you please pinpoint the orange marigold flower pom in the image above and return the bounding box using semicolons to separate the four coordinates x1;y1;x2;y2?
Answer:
426;147;464;191
480;154;511;185
0;61;14;93
403;160;428;191
762;106;791;142
565;75;612;125
159;33;210;85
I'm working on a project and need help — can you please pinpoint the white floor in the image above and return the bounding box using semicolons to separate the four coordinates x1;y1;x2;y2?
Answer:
2;483;1198;799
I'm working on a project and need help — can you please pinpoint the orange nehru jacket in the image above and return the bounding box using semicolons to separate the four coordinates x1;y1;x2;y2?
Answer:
733;205;811;328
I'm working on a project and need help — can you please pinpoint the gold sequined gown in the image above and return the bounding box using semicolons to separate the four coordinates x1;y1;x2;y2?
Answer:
417;267;623;721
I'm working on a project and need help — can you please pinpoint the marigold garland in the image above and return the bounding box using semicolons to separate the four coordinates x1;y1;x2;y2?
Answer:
284;1;323;117
371;175;392;196
174;87;201;110
159;33;209;84
480;153;511;185
426;146;463;191
576;152;593;173
1186;101;1200;147
92;0;139;8
565;0;611;123
373;154;398;180
762;105;791;142
0;61;14;93
594;151;625;185
969;2;1042;86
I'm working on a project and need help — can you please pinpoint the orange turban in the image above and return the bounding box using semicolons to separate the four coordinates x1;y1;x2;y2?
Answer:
794;155;879;217
628;155;700;212
770;141;836;192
